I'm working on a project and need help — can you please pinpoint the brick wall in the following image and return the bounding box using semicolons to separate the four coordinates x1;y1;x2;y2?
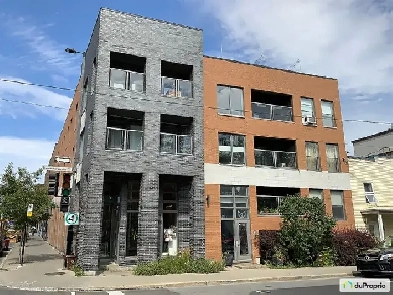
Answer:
203;57;354;262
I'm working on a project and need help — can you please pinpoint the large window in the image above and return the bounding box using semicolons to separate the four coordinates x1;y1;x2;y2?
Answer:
218;133;246;165
364;183;376;203
331;190;345;220
326;144;340;173
220;185;249;219
321;100;335;127
305;141;320;171
217;85;244;116
301;97;315;120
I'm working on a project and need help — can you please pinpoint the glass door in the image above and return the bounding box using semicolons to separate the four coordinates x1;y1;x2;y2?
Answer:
234;220;251;261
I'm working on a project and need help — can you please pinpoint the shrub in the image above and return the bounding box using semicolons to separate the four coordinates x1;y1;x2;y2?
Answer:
332;228;378;266
259;230;279;264
278;195;336;266
133;250;225;276
313;247;336;267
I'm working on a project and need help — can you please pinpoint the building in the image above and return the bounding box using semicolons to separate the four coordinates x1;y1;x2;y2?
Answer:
349;156;393;246
352;127;393;157
69;8;205;273
46;7;355;272
46;81;81;253
203;57;354;263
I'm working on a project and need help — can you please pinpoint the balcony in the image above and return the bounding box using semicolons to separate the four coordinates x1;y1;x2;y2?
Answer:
251;89;293;122
105;108;144;151
109;52;146;92
161;77;192;98
161;60;193;98
160;114;193;156
256;186;300;215
327;157;340;173
254;137;297;169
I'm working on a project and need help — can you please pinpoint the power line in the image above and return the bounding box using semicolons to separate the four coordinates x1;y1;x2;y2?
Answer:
0;78;392;125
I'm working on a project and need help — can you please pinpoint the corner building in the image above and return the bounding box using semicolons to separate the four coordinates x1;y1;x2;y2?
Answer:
203;57;354;263
72;8;205;272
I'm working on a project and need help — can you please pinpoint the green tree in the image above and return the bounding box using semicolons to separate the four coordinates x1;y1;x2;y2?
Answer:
0;163;54;229
278;194;336;266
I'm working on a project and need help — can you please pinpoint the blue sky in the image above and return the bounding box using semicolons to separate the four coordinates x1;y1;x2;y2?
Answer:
0;0;392;173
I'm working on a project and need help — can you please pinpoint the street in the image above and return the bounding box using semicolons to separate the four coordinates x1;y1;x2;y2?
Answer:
1;278;391;295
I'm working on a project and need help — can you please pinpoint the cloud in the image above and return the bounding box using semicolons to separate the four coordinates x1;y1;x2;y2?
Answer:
184;0;393;152
0;77;71;121
0;14;79;77
0;136;55;175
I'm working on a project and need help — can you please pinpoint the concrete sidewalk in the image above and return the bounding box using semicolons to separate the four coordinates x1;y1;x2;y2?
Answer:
0;236;356;292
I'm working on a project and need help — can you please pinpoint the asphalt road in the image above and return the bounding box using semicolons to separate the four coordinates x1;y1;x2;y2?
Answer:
0;278;391;294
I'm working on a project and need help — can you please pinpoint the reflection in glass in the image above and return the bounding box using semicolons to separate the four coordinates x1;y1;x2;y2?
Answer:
221;220;234;256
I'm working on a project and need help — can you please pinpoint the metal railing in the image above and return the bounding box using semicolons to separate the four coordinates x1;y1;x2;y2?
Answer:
257;195;287;215
161;77;193;98
251;102;293;122
160;133;193;155
109;68;145;92
254;149;297;168
327;157;340;172
106;127;143;151
306;156;320;171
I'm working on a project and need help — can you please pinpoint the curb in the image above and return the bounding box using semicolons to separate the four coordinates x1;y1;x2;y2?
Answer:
0;245;14;270
0;272;354;292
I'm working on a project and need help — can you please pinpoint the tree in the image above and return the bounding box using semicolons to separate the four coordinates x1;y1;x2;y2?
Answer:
0;163;54;230
278;194;336;266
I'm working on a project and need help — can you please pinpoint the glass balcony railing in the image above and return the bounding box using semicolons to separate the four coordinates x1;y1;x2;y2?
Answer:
306;156;320;171
106;127;143;151
327;157;341;173
257;195;287;215
160;133;192;155
161;77;192;98
251;102;293;122
254;149;297;168
109;68;145;92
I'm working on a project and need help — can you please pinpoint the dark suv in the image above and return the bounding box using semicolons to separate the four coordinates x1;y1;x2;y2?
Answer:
355;248;393;276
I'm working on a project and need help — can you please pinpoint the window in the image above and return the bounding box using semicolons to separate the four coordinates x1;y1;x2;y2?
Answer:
309;189;323;200
218;133;246;165
217;85;244;116
301;97;315;119
331;190;345;220
364;183;377;203
305;141;320;171
220;185;249;219
326;144;340;172
321;100;335;127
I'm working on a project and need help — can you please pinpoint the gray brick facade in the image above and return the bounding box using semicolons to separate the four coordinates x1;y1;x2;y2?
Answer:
71;8;205;271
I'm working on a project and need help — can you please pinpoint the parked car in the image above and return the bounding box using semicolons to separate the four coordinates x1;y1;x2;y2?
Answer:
356;247;393;276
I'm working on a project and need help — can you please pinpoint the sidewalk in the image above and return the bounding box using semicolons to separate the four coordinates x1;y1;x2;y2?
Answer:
0;236;356;292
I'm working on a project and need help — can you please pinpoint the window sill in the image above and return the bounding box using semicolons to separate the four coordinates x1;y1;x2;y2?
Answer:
160;152;193;156
252;117;294;124
323;126;337;129
105;148;144;153
219;163;246;167
255;165;298;170
217;113;246;119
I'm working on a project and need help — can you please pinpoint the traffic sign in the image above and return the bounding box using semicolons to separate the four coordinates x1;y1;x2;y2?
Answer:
27;211;32;217
27;204;34;212
64;212;79;226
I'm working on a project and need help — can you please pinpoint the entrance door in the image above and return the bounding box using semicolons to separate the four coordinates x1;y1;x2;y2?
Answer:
234;220;251;261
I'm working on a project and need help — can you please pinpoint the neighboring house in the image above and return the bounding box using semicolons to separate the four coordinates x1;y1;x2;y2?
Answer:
352;127;393;157
45;7;355;272
349;156;393;245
